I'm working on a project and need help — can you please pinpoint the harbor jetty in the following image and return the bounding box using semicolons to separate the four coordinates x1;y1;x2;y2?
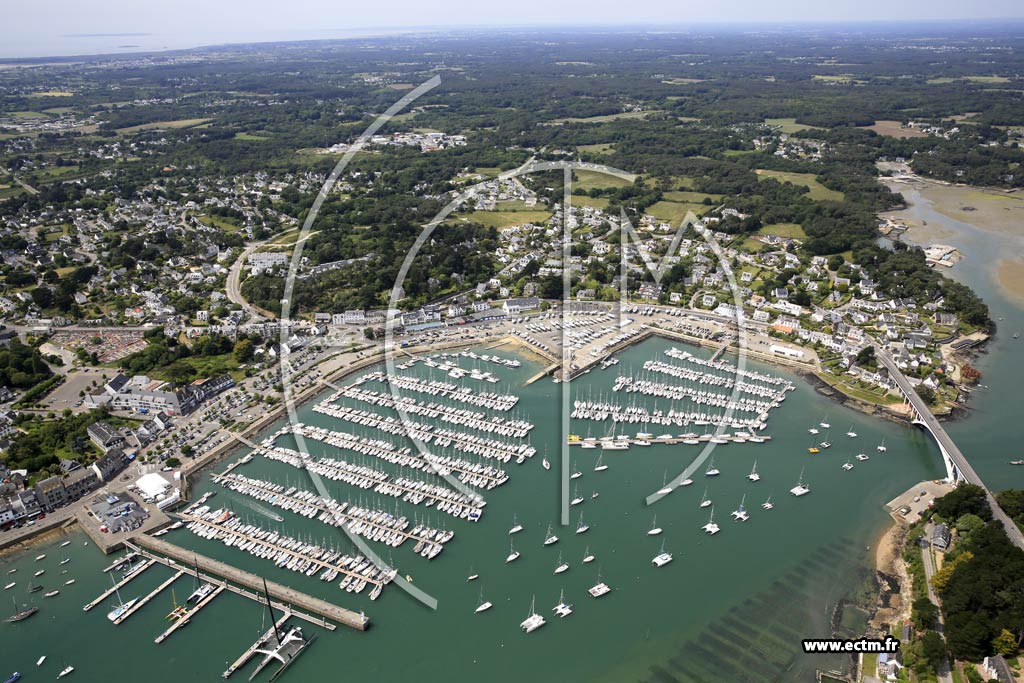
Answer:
129;535;369;631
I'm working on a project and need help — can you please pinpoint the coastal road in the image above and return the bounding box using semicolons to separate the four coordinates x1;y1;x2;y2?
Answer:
920;525;954;683
874;346;1024;552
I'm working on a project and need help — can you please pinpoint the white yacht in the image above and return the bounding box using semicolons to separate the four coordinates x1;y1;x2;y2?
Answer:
761;496;774;510
680;478;693;487
107;596;139;622
702;507;720;535
34;555;45;562
820;419;831;429
790;467;811;497
842;462;854;471
731;495;749;522
509;514;523;535
808;427;819;435
856;453;870;461
58;666;74;678
588;580;611;598
520;596;546;633
570;487;584;506
543;524;559;546
647;515;662;536
705;459;720;477
652;541;673;567
475;588;492;614
846;426;858;438
747;461;760;482
877;440;887;452
506;540;520;563
699;488;712;509
576;513;589;535
552;590;574;618
554;552;569;574
593;454;608;472
656;470;673;495
542;456;550;471
570;470;583;480
582;547;595;564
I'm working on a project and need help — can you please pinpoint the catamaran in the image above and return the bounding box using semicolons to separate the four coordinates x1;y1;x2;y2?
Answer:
856;453;870;461
520;596;546;633
543;524;559;546
846;425;858;438
761;496;774;510
702;506;720;535
647;515;662;536
877;439;887;452
731;494;749;522
552;590;573;618
842;461;854;471
790;467;811;496
747;461;760;482
588;572;611;598
820;418;831;429
699;488;712;508
808;426;819;435
652;540;673;567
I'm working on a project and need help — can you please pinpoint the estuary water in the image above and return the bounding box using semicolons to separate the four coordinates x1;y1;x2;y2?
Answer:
2;336;961;683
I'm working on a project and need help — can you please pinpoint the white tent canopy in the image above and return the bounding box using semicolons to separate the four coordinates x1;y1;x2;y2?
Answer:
136;472;172;499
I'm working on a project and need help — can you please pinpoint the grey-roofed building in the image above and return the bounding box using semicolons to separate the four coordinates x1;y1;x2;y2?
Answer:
932;522;951;551
87;421;125;453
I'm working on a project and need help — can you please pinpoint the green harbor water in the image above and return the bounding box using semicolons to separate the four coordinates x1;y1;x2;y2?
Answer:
4;334;975;683
5;189;1024;682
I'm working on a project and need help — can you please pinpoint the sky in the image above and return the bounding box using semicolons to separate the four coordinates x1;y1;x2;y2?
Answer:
4;0;1024;59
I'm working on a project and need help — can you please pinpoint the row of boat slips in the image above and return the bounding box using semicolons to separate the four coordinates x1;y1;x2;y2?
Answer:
208;472;456;552
281;423;509;490
312;403;537;464
612;376;781;414
179;508;395;600
664;346;796;388
567;431;771;448
637;361;792;401
568;399;768;431
402;350;520;381
252;444;489;519
333;384;534;438
352;371;519;411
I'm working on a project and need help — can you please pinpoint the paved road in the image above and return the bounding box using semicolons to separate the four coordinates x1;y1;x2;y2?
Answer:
225;240;273;320
919;524;954;683
875;346;1024;551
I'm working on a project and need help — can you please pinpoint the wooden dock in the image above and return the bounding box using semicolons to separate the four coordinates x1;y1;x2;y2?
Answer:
101;552;138;573
82;559;155;612
129;536;368;631
112;569;184;625
524;363;558;385
154;583;226;643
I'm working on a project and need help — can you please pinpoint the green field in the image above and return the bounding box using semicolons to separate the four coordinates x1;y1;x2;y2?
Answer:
150;353;244;383
928;75;1013;84
116;118;212;133
757;223;806;238
763;117;823;133
663;190;722;204
755;169;844;201
570;195;611;210
234;132;272;141
573;169;636;192
645;200;707;225
198;213;244;232
550;110;658;124
577;143;616;155
457;210;553;229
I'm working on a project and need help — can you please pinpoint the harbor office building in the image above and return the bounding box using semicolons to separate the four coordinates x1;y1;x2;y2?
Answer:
83;373;234;416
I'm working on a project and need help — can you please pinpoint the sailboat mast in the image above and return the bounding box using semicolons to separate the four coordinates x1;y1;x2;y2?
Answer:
263;577;281;644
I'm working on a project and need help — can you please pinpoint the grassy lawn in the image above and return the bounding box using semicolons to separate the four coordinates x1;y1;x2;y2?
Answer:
739;236;766;253
570;195;611;210
577;143;615;155
817;372;900;406
457;210;553;229
116;118;212;134
862;652;878;679
0;186;25;200
757;223;806;238
150;353;244;383
473;167;504;177
573;169;636;192
928;75;1012;84
645;200;708;225
755;169;844;201
550;110;659;124
198;213;244;232
663;190;722;204
234;132;272;141
764;117;824;133
723;149;758;157
27;91;74;98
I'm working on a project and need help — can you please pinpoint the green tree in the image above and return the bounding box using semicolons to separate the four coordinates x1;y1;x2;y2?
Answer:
955;513;985;536
912;596;939;631
993;628;1017;657
232;339;254;363
921;631;948;674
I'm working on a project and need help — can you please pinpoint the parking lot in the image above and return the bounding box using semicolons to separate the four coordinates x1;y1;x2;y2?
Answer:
886;480;954;524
